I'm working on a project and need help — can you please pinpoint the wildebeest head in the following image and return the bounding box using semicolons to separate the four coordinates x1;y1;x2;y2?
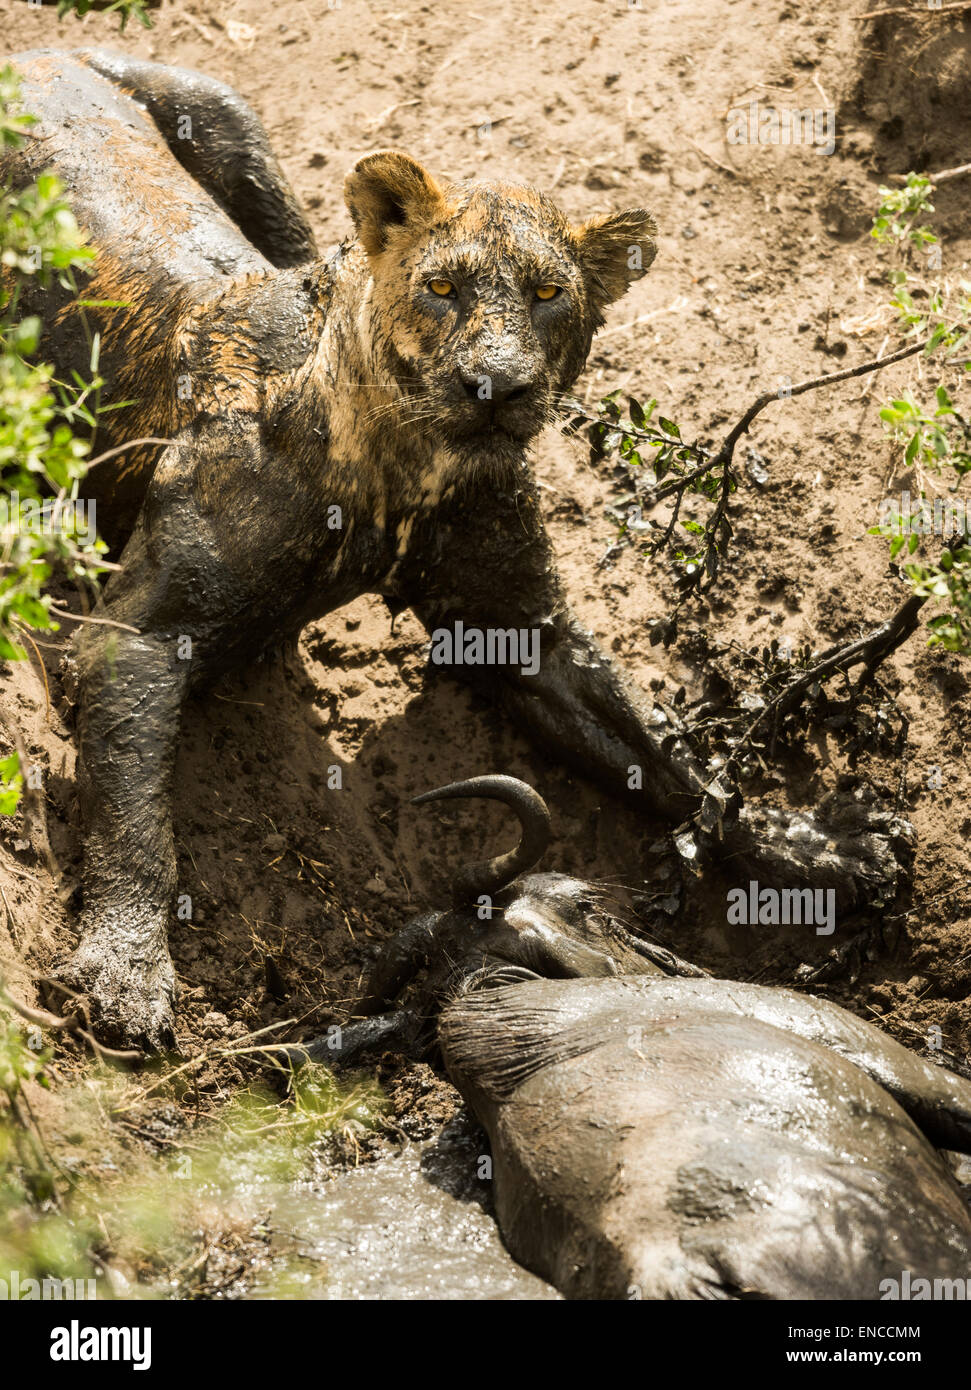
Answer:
355;775;704;1022
343;152;657;467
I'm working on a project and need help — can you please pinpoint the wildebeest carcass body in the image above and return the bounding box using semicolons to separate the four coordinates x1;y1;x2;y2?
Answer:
441;974;971;1300
313;776;971;1301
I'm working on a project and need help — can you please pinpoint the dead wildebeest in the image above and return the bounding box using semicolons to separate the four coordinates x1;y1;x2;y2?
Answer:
291;774;709;1065
294;776;971;1301
8;50;904;1048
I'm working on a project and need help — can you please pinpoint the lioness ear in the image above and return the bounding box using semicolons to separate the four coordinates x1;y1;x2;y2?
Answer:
573;208;658;307
344;151;447;256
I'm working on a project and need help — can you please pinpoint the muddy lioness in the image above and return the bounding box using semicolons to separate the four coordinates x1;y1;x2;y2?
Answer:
8;50;900;1048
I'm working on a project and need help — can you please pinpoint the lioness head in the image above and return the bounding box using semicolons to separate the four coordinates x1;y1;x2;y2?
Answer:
345;151;657;463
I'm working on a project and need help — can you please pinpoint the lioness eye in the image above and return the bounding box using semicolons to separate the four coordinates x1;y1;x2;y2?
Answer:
535;284;561;300
429;279;456;297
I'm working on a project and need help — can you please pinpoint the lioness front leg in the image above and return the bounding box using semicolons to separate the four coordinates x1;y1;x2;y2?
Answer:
62;423;331;1048
398;476;903;913
65;627;189;1049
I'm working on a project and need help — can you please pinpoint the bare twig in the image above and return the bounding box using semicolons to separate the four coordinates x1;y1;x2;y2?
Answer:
710;590;928;791
85;437;173;468
595;296;692;342
888;161;971;187
46;605;140;635
363;98;420;135
853;2;971;16
680;132;738;176
0;885;19;947
711;334;933;456
15;625;51;719
0;983;143;1066
929;162;971;185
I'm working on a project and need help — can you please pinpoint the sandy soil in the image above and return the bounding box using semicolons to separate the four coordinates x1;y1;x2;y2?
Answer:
0;0;969;1141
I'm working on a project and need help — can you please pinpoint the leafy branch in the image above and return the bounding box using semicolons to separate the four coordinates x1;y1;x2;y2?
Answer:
47;0;156;27
868;169;971;653
561;163;970;802
0;0;158;814
563;337;931;611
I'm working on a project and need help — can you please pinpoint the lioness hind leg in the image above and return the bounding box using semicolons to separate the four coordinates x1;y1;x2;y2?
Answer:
76;49;319;268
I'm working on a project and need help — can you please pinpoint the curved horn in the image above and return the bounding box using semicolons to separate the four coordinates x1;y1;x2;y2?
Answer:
411;775;551;904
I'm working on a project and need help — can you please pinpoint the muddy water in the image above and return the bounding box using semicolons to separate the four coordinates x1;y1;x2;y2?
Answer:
252;1121;559;1300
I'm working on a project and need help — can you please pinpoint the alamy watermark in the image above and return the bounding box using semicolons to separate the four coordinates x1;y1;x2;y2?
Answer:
726;100;835;157
0;491;97;546
0;1269;98;1300
880;1270;970;1300
50;1319;151;1370
727;880;836;936
876;491;971;540
429;621;540;677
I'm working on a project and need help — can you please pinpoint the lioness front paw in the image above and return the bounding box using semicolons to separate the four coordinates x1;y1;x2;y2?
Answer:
52;932;178;1053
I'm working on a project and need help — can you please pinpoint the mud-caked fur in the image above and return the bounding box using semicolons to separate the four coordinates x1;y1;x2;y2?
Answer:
7;50;901;1049
6;49;663;1048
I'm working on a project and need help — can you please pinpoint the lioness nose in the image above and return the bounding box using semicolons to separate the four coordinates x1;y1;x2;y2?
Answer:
458;371;532;406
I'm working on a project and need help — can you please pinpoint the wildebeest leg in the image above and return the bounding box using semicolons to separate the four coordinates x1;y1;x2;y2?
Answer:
76;49;319;268
282;1008;424;1069
623;937;710;978
356;911;442;1015
397;476;902;913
